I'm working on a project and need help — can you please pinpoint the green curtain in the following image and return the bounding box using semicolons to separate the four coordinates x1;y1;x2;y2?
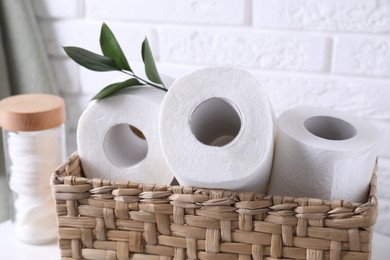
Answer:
0;25;11;222
0;0;58;222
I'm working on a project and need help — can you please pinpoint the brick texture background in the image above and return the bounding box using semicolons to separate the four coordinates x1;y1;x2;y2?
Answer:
32;0;390;235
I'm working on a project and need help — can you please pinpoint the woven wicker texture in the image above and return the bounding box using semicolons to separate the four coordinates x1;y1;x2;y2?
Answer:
51;152;378;260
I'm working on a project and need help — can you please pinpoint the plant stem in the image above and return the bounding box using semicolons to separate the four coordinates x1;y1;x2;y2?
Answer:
122;70;167;92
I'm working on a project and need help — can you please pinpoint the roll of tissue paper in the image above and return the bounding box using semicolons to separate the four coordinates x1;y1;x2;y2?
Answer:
159;67;275;192
77;85;173;184
267;106;380;203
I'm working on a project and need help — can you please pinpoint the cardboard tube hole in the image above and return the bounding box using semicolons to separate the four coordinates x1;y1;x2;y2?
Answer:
304;116;357;141
104;124;148;168
190;97;242;147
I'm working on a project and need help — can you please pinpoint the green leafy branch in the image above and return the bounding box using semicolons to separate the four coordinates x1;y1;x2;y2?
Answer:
63;23;166;100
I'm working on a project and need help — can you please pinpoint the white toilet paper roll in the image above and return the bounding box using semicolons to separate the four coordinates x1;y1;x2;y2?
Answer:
77;85;173;184
159;67;275;192
267;106;379;203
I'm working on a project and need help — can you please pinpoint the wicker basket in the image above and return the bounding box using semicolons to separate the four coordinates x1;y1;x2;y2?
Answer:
51;152;378;260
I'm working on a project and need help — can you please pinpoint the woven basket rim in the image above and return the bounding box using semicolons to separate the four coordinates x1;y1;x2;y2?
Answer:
52;151;378;210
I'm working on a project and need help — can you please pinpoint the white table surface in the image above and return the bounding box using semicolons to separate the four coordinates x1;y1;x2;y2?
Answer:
0;220;389;259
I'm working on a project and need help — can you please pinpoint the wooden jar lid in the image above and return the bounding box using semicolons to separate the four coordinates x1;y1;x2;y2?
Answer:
0;94;65;131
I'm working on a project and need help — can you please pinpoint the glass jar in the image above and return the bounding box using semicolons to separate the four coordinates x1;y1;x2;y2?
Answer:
0;94;66;244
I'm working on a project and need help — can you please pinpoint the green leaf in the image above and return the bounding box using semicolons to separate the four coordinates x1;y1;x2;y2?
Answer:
100;23;132;72
63;46;119;71
92;78;143;100
141;37;163;85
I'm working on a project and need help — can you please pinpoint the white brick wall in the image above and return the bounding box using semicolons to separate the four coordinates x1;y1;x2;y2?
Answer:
159;27;331;72
253;0;390;33
85;0;250;25
34;0;390;236
333;35;390;77
39;20;158;60
32;0;83;18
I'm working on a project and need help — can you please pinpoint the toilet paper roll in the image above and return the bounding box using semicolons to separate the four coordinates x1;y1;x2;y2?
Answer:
159;67;275;192
77;83;173;184
267;106;380;203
